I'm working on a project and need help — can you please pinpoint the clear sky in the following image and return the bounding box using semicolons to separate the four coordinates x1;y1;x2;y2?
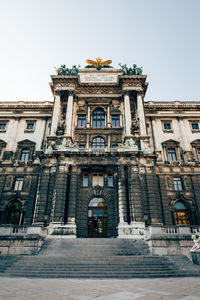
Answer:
0;0;200;102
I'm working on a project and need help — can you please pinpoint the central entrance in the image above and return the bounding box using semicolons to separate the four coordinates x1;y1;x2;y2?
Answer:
87;197;108;238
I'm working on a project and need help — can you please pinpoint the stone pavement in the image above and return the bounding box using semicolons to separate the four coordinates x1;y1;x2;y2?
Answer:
0;277;200;300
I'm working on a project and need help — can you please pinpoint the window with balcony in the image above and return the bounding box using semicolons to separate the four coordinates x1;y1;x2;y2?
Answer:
92;137;105;149
92;173;104;187
111;115;120;127
93;109;105;128
78;115;86;128
173;177;183;191
14;177;24;191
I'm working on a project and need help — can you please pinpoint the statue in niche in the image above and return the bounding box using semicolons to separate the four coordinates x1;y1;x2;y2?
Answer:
56;117;65;136
166;176;173;190
191;232;200;252
45;144;53;155
132;117;139;133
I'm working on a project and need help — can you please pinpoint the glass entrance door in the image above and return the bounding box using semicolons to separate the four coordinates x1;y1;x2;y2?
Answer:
87;197;108;238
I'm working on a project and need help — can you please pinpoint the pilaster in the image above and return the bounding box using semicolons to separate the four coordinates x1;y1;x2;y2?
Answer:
50;91;61;135
65;91;74;137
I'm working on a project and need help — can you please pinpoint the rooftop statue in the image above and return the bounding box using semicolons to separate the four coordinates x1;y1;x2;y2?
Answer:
119;63;142;75
56;65;79;75
86;57;112;70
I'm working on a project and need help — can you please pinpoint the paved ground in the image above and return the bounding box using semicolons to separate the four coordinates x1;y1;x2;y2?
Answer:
0;277;200;300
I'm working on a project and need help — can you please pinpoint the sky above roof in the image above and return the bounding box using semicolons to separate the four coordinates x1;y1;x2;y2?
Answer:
0;0;199;102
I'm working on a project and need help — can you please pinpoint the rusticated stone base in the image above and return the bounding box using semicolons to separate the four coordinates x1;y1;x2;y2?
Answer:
117;222;145;239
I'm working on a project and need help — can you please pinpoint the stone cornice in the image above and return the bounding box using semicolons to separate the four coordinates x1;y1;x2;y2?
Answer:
0;101;53;111
145;101;200;110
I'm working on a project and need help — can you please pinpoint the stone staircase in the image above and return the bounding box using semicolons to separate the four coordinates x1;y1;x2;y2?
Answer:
0;238;200;278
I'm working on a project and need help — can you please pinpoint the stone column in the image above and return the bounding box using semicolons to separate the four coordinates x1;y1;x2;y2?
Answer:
137;92;147;136
65;91;74;136
53;159;68;223
9;117;20;151
107;105;111;128
65;166;78;235
128;166;143;222
151;117;162;161
50;91;61;135
86;105;91;128
124;92;132;137
179;117;192;161
118;166;128;223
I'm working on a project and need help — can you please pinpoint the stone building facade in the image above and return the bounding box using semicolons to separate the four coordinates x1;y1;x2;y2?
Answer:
0;67;200;246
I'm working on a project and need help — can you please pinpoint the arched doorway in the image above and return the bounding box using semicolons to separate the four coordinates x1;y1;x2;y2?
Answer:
173;201;190;225
6;200;24;225
87;197;108;238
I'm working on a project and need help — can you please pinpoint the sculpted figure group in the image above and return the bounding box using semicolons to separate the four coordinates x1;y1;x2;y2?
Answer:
119;63;142;75
191;231;200;252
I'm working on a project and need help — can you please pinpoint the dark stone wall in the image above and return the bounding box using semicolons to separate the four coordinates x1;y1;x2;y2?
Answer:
24;175;39;225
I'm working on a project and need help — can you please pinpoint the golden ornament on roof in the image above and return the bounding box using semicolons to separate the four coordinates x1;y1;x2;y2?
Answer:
86;57;112;69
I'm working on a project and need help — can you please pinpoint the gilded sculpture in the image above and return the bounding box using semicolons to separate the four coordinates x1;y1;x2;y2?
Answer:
86;57;112;70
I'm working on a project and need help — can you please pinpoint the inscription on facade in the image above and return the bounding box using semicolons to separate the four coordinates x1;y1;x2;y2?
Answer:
79;73;118;83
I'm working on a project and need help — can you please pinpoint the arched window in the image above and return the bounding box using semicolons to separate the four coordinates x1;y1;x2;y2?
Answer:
93;109;105;128
173;202;190;225
6;200;23;225
92;137;105;149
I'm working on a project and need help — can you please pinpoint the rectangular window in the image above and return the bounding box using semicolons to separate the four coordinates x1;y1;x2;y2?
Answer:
14;177;24;191
78;115;86;128
163;122;171;131
79;144;85;149
83;174;88;187
92;173;104;187
108;175;113;187
112;115;120;127
197;148;200;160
0;123;6;131
20;148;30;161
26;122;35;131
167;148;177;161
173;177;183;191
191;123;199;130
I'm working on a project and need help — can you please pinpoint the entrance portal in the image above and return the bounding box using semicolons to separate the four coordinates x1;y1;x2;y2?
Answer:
87;197;108;238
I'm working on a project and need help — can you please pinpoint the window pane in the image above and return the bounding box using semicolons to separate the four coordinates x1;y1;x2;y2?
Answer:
20;149;30;161
92;173;104;187
14;178;24;191
26;123;34;130
112;115;120;127
173;177;182;191
98;174;104;186
192;123;199;130
108;175;113;187
164;123;171;130
167;148;177;161
93;109;105;128
0;123;6;131
92;137;105;149
78;115;86;127
83;174;88;187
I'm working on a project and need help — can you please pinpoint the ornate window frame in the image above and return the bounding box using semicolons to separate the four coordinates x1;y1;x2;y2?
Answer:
162;139;181;163
191;139;200;161
16;139;36;162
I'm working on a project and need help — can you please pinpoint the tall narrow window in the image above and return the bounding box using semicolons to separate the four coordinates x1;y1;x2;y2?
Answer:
20;148;30;161
112;115;120;127
173;177;183;191
92;137;105;149
167;148;177;161
107;175;113;187
83;174;89;187
93;109;105;128
78;115;86;128
14;177;24;191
